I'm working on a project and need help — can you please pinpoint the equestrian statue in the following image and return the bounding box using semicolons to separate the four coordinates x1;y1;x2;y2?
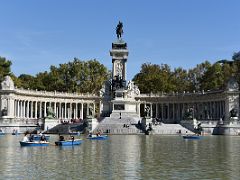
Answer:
116;21;123;39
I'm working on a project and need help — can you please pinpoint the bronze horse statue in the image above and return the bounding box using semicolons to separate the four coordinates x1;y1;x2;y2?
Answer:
116;21;123;39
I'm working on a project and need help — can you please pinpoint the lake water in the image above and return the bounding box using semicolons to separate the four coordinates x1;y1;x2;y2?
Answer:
0;134;239;180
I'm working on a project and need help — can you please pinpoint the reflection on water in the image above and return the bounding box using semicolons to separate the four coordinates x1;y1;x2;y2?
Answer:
0;135;240;179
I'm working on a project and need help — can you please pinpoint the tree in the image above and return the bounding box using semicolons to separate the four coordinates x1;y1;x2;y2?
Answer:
133;63;175;93
0;56;12;82
187;61;211;91
18;74;36;89
200;63;225;90
30;58;109;94
172;67;189;92
232;51;240;61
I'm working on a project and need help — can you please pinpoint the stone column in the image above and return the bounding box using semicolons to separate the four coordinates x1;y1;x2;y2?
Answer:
35;101;37;119
86;103;89;117
39;102;42;118
54;102;57;118
26;101;29;118
59;102;61;119
81;103;84;119
44;102;47;118
74;103;77;119
23;101;26;118
61;103;63;119
16;100;19;118
64;103;67;119
70;103;72;119
30;101;33;118
14;100;17;117
18;101;20;118
20;101;22;118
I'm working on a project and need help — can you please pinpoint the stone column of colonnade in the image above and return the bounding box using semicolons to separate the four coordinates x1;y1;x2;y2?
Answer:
13;99;96;121
140;101;226;122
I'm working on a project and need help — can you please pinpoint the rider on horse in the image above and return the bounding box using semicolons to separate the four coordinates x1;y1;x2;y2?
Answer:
116;21;123;39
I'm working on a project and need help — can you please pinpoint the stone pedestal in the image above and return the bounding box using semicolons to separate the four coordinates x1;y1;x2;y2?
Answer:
100;38;141;120
141;117;152;131
87;117;99;132
44;118;60;131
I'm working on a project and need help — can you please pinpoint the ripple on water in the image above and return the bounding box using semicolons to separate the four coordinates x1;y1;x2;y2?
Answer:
0;135;240;179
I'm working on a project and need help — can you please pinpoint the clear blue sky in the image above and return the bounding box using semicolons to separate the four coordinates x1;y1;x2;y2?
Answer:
0;0;239;80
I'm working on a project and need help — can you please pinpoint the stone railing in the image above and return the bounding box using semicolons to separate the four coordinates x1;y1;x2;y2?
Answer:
139;89;226;98
14;88;98;98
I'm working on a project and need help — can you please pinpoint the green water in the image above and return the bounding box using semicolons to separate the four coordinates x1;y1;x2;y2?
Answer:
0;135;239;180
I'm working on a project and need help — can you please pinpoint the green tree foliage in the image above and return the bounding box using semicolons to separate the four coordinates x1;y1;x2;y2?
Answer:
133;63;175;93
1;51;238;94
172;67;189;92
0;56;12;82
187;61;211;91
18;74;36;89
16;58;109;94
133;59;236;94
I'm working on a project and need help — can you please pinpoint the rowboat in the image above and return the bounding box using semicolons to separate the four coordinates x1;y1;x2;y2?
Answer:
55;139;83;146
87;135;108;140
182;135;202;140
19;141;50;147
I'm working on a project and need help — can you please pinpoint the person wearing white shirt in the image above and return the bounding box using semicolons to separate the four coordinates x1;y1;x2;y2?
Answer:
22;134;29;142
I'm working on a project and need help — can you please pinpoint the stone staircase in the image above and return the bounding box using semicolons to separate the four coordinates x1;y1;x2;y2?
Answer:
94;116;142;134
151;123;195;135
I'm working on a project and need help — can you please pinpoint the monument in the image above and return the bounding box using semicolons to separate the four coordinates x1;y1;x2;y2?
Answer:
100;22;141;120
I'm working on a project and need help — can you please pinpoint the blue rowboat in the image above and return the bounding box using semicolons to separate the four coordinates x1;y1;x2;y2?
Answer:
182;135;202;140
55;139;83;146
87;135;108;140
19;141;50;147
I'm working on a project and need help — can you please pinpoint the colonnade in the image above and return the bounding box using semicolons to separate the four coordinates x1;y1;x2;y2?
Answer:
140;100;226;122
14;99;95;120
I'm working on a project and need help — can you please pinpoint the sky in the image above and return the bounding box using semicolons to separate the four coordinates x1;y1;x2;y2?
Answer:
0;0;239;80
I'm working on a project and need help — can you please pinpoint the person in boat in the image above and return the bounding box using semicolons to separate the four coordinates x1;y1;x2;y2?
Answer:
96;131;101;137
70;135;74;141
40;135;46;142
22;134;29;142
29;134;34;142
59;134;65;141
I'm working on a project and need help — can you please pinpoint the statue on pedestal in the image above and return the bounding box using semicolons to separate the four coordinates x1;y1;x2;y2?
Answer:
116;21;123;39
144;106;151;118
46;107;55;119
88;105;94;118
